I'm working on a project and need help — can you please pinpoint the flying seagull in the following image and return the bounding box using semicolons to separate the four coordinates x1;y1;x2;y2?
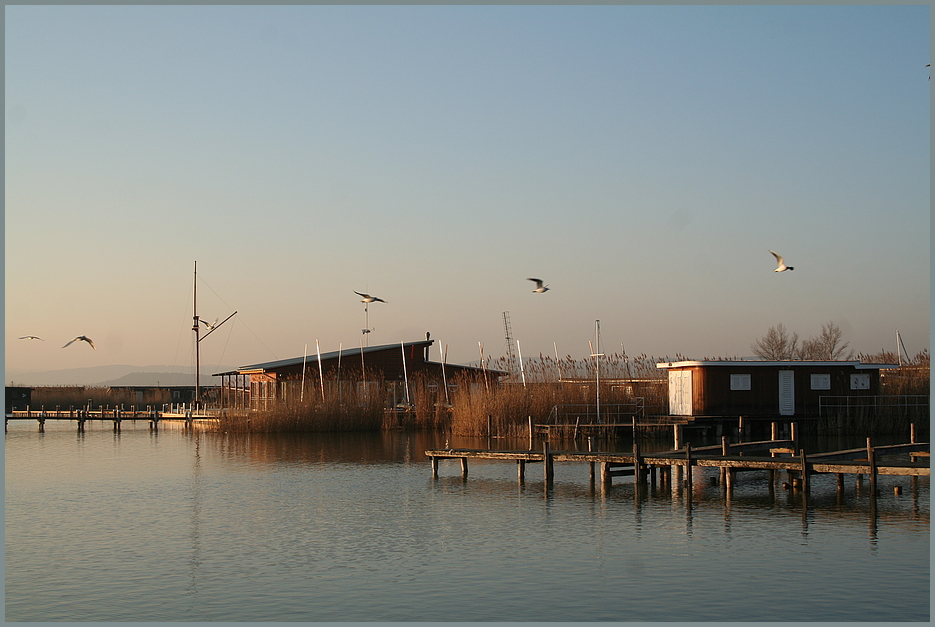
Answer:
355;291;386;303
63;335;95;350
527;278;550;293
18;335;44;340
199;318;218;331
769;250;794;272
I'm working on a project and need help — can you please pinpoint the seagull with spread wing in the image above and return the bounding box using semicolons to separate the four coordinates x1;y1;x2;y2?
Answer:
527;278;550;293
19;335;44;341
63;336;95;350
355;291;386;303
770;250;794;272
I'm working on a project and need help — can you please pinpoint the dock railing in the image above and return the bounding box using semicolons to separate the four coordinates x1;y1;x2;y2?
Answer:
818;395;929;420
546;401;645;425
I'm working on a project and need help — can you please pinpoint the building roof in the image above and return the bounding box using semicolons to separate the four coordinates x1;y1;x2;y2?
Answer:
216;340;434;375
656;360;899;370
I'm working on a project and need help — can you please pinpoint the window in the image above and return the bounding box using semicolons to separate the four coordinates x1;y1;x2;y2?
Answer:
730;374;751;390
850;374;871;390
810;374;831;390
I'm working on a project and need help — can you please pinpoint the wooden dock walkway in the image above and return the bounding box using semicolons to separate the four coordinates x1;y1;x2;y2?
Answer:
425;436;929;495
6;407;219;432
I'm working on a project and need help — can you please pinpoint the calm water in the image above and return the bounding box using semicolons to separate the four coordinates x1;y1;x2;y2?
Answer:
5;420;929;622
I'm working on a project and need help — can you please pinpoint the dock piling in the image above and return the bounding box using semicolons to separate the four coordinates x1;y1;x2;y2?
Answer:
685;443;693;490
543;442;553;486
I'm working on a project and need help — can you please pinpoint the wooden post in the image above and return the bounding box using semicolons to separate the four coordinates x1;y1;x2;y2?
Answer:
685;443;693;490
528;416;534;450
460;457;468;478
799;449;809;494
791;422;798;453
910;422;916;444
518;460;525;483
867;437;877;496
487;415;492;439
720;436;729;485
588;436;595;483
601;461;610;486
771;421;778;441
431;456;439;478
673;424;682;450
738;416;744;441
836;473;844;491
633;438;644;484
543;441;553;486
573;417;580;440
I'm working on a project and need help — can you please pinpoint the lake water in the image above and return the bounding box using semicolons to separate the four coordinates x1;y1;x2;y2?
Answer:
5;420;929;622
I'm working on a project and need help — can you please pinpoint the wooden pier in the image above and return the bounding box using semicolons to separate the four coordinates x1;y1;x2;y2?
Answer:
425;435;929;495
6;406;219;432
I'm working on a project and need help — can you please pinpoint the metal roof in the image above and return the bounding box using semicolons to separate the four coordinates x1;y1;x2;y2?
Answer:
656;360;899;370
227;339;434;374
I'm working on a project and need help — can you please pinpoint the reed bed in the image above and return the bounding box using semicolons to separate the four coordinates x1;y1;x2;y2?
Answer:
449;352;674;436
221;387;386;433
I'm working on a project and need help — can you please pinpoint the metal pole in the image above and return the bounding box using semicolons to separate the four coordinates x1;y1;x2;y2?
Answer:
517;340;526;387
316;340;325;401
192;261;200;408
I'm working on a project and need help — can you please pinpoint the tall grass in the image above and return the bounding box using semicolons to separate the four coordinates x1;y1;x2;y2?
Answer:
220;384;386;433
448;352;675;436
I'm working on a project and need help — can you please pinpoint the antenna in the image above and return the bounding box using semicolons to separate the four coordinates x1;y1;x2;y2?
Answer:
896;330;910;366
191;261;237;409
503;311;517;375
591;320;604;424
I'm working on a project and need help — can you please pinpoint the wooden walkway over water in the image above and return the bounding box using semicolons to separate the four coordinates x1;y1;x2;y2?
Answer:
426;435;929;495
6;407;219;431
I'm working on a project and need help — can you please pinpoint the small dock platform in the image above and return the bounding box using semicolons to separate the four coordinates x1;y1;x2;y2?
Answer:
426;436;929;495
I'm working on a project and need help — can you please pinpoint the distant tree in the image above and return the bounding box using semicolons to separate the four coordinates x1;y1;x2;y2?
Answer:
750;323;799;360
798;321;854;360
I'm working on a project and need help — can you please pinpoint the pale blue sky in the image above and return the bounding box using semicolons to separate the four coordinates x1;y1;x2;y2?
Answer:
5;5;930;375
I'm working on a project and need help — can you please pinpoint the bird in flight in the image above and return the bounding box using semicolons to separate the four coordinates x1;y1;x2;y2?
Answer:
527;278;550;293
770;251;794;272
355;291;386;303
18;335;43;340
63;336;95;350
199;318;218;331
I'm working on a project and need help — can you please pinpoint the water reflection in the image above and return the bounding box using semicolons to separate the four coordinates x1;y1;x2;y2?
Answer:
5;423;929;622
187;434;203;617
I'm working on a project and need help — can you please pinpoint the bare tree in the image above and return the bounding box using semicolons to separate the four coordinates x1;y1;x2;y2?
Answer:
750;323;799;360
802;321;853;360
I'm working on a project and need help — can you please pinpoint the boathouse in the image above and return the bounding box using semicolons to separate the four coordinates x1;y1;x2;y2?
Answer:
656;360;899;418
5;386;32;412
216;338;504;410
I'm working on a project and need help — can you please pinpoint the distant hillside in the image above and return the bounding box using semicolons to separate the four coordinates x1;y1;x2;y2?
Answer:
5;364;237;387
99;372;222;387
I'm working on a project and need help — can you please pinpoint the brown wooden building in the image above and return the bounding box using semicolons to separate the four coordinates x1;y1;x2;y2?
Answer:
216;339;504;410
656;360;898;418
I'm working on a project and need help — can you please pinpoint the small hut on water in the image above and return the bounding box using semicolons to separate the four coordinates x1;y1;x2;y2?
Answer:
656;359;899;419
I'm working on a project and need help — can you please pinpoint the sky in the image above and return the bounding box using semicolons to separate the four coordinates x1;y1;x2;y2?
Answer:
5;5;930;378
